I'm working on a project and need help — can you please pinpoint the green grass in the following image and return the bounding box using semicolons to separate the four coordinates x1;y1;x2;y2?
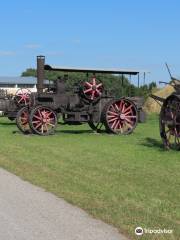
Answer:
0;115;179;240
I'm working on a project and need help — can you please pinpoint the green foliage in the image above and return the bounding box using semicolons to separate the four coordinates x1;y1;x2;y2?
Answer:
21;68;157;98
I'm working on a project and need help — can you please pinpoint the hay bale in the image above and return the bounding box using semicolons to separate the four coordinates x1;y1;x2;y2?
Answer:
144;85;174;113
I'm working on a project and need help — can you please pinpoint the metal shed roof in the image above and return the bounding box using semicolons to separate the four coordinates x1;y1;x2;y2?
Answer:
44;65;142;75
0;77;49;85
0;76;37;84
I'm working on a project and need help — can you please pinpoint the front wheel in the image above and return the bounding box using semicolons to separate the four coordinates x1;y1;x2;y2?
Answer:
16;107;31;134
29;106;57;136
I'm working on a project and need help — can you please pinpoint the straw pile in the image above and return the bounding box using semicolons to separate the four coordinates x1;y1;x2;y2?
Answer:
144;85;174;113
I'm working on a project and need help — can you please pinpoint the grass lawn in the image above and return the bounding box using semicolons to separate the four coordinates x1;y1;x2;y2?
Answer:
0;114;179;240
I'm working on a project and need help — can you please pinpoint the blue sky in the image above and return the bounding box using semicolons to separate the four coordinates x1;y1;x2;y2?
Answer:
0;0;180;85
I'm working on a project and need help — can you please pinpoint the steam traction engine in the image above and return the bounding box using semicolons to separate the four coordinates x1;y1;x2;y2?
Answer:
151;65;180;150
0;88;31;120
16;56;146;136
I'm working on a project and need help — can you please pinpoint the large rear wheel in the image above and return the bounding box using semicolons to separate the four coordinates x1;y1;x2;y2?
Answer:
103;98;138;134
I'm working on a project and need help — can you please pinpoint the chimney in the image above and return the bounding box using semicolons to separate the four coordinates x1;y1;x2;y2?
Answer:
37;56;45;93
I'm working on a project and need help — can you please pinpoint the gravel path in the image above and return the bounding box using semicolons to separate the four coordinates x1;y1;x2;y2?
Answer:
0;168;128;240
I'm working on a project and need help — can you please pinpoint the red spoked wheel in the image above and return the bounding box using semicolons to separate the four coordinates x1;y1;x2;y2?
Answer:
16;107;31;134
29;106;57;136
82;77;103;101
103;98;138;134
14;88;31;106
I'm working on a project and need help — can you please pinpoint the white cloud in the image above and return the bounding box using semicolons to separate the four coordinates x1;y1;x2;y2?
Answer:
0;51;16;56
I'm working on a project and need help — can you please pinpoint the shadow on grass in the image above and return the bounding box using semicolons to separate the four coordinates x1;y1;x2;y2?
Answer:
0;122;15;126
141;137;164;151
56;129;99;134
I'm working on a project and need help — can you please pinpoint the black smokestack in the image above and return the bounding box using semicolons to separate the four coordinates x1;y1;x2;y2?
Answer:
37;56;45;93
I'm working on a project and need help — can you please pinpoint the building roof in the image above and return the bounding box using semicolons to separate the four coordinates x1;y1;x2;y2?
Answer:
0;76;37;84
0;77;49;85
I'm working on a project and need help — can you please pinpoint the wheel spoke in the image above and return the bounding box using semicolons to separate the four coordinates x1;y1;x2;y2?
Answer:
32;120;41;124
91;90;95;100
107;111;118;116
18;97;23;103
114;104;119;112
38;109;42;118
124;121;133;129
111;120;118;129
107;115;118;119
85;81;92;88
96;89;101;96
96;83;102;88
47;122;55;127
34;114;42;120
34;122;42;129
119;100;124;111
125;118;134;124
124;115;137;119
123;104;133;114
122;103;125;113
108;117;118;123
124;110;132;116
44;124;48;132
20;117;27;122
84;88;92;94
114;120;120;130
